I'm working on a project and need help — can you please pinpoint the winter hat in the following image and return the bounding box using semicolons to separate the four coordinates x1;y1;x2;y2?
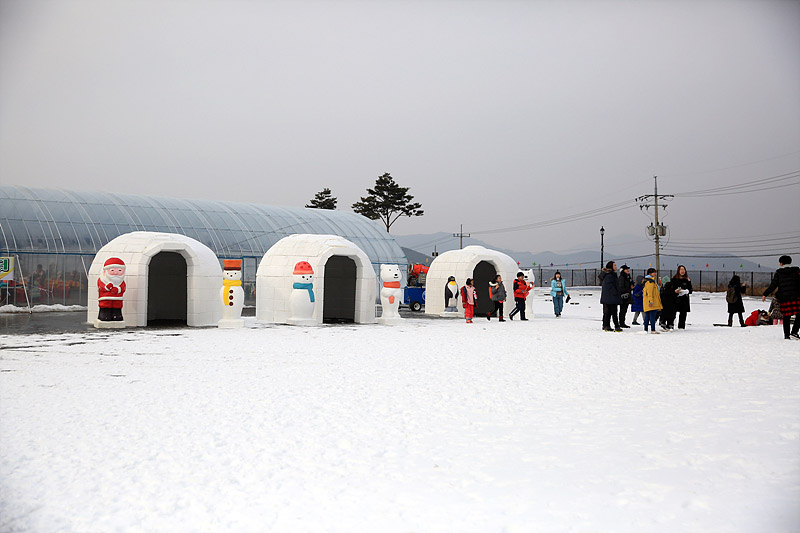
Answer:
779;255;792;265
620;264;630;271
293;261;314;275
103;257;125;270
662;276;670;284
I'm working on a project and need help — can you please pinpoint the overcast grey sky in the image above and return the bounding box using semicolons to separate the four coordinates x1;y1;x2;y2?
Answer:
1;0;798;259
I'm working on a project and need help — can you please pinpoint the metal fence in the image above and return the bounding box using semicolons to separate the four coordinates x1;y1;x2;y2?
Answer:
530;268;774;295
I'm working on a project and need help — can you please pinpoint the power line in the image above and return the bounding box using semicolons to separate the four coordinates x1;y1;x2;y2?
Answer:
661;150;800;178
664;240;800;250
540;249;800;267
674;170;800;197
678;181;800;198
668;232;800;244
471;199;638;235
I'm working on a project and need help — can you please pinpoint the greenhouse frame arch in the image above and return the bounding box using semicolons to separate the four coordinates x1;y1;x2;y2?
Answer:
0;185;406;308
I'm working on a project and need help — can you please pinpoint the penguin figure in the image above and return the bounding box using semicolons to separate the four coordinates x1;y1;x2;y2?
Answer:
444;276;460;312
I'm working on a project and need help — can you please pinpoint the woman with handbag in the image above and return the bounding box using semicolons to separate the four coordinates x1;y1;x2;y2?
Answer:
550;271;569;317
726;274;747;327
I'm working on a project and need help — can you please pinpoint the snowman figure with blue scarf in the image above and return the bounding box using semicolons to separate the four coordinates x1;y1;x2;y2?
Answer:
289;261;316;325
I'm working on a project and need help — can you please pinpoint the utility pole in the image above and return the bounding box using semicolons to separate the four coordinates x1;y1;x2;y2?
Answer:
453;224;470;250
653;176;661;274
637;176;674;274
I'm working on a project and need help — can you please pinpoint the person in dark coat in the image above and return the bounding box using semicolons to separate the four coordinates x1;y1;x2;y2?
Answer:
762;255;800;340
631;275;644;325
598;261;622;332
659;276;677;330
672;265;693;329
726;274;747;327
617;264;633;328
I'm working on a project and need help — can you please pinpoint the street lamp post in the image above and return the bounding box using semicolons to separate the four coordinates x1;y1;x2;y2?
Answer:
600;226;605;268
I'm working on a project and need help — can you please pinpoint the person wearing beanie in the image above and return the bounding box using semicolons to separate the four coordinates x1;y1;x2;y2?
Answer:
550;271;569;318
642;268;663;334
618;264;633;328
509;272;532;321
762;255;800;340
598;261;622;332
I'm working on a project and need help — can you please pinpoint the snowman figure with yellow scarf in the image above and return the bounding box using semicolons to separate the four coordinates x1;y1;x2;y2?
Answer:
218;259;245;328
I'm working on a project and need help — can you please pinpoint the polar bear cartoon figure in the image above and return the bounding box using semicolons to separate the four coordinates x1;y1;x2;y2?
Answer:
522;269;536;319
378;264;403;324
218;259;245;328
289;261;317;326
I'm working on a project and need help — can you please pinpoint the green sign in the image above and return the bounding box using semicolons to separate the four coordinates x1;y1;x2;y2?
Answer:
0;257;13;283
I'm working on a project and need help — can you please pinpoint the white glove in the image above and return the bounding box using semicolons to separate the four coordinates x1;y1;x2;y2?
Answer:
678;289;689;296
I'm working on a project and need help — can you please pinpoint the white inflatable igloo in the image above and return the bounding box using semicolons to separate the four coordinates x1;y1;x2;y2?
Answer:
424;245;520;317
256;234;377;325
87;231;222;327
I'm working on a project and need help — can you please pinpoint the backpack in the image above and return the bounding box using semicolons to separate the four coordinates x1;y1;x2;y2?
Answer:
726;287;737;304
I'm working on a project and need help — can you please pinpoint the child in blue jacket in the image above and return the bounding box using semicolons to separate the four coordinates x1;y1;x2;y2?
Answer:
550;271;569;317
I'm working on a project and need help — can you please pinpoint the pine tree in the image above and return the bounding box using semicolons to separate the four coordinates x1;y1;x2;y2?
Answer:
305;188;338;210
351;173;423;232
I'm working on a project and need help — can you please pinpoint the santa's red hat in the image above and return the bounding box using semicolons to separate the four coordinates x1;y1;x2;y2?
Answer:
103;257;125;270
293;261;314;275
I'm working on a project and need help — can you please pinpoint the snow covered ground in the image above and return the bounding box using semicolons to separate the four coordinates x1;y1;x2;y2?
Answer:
0;304;87;314
1;289;798;532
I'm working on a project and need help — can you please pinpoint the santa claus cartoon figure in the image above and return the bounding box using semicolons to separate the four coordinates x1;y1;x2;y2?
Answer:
97;257;126;322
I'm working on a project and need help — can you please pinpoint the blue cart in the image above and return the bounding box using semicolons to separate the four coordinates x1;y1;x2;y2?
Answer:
403;287;426;312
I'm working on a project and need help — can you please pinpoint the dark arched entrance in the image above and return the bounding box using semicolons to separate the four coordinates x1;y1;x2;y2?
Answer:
147;252;187;325
473;260;497;317
323;255;356;324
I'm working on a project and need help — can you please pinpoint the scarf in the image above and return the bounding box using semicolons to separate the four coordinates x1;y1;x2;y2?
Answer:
222;279;241;305
293;282;315;302
383;281;401;288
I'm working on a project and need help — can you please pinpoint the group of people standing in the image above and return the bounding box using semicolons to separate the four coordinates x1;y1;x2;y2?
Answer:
456;255;799;340
601;261;695;333
459;271;570;324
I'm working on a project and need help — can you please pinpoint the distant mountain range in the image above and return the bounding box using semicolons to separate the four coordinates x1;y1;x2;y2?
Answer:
395;232;770;272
